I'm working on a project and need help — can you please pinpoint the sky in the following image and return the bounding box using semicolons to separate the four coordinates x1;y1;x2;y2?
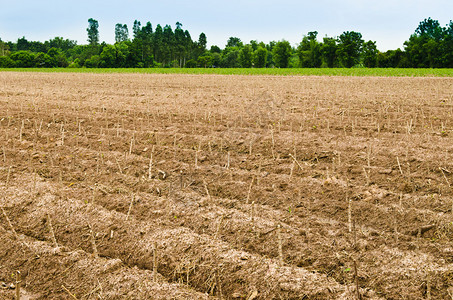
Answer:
1;0;452;51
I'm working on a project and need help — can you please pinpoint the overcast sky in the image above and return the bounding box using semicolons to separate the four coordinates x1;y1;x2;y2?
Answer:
1;0;452;51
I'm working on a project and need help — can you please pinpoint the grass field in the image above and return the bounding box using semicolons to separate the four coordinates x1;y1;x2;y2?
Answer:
1;67;453;77
1;72;453;299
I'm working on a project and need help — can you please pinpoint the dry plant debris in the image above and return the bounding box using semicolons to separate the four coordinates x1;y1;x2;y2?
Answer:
0;72;453;299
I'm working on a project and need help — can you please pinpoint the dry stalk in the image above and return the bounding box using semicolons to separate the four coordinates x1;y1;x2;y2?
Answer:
47;213;58;248
289;153;307;170
216;268;223;299
226;151;230;169
153;241;158;282
148;145;155;180
353;259;361;300
129;135;134;155
62;285;78;300
203;180;211;202
214;214;224;240
440;167;451;187
348;198;352;233
19;120;24;142
277;224;283;266
250;201;256;238
179;171;184;189
15;271;20;300
396;156;404;176
89;225;98;258
2;145;6;163
6;166;11;188
194;145;198;169
60;127;65;146
246;176;254;204
115;157;123;175
362;167;370;186
125;194;135;221
1;206;18;240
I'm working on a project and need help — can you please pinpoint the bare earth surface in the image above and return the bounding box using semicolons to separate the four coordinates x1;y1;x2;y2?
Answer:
1;72;453;299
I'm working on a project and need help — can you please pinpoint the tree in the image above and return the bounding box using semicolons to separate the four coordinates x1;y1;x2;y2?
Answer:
239;44;253;67
153;24;163;62
210;45;221;53
226;37;242;48
220;47;240;67
362;40;378;67
0;39;9;56
133;20;141;39
174;22;186;67
17;37;30;51
253;46;267;68
321;37;337;67
297;31;322;67
115;24;129;43
87;18;99;46
416;18;444;40
272;40;292;68
336;31;363;67
198;33;207;52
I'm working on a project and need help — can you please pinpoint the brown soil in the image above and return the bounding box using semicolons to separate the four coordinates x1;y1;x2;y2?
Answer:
1;72;453;299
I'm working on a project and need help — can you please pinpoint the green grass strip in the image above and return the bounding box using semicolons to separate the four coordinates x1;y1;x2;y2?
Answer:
1;68;453;77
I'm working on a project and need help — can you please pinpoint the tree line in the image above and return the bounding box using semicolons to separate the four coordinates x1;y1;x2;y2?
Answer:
0;17;452;68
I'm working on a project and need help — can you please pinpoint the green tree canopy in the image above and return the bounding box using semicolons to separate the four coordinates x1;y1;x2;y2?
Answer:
337;31;363;67
272;40;292;68
87;18;100;46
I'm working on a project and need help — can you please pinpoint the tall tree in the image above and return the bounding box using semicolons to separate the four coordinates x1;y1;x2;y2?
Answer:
132;20;142;39
115;24;129;43
336;31;363;67
226;37;242;48
198;33;207;52
272;40;292;68
321;37;337;67
297;31;322;67
362;40;378;67
87;18;99;46
253;46;267;68
239;44;253;67
153;24;163;62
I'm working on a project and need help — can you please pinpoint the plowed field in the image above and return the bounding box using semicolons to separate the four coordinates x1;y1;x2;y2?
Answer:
1;72;453;299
